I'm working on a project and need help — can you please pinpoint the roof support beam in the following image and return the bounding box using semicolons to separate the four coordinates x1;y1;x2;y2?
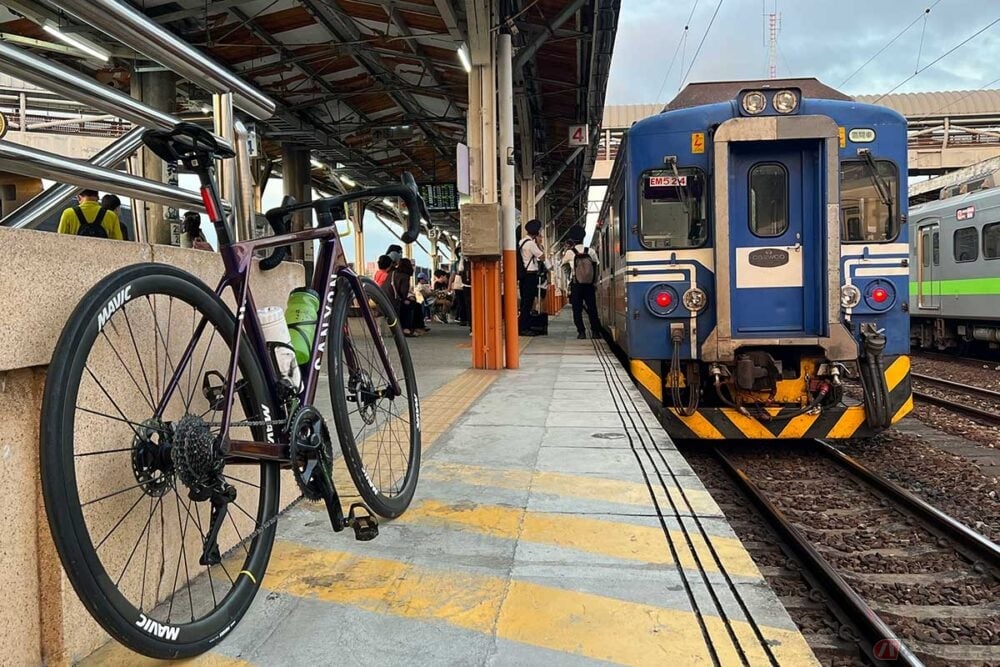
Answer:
433;0;466;42
512;0;586;70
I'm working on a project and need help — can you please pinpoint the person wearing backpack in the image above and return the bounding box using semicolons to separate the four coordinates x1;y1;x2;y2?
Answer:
517;219;546;326
561;225;601;339
57;189;123;240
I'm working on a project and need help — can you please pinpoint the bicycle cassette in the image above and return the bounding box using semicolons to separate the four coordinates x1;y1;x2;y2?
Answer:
288;405;333;501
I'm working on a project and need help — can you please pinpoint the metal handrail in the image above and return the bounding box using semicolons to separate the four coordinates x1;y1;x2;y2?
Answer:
55;0;276;121
0;140;226;214
0;128;145;229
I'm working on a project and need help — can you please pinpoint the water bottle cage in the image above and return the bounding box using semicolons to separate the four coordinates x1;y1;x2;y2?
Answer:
266;341;301;398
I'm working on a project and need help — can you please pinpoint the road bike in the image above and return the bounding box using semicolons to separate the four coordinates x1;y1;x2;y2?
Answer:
40;123;428;658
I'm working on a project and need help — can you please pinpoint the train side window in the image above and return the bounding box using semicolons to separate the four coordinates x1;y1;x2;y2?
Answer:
984;222;1000;259
954;227;978;262
638;168;707;249
932;230;939;265
748;163;788;237
840;159;900;242
921;237;930;267
617;194;626;256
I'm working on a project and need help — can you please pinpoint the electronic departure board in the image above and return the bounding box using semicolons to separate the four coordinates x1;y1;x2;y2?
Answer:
418;182;459;212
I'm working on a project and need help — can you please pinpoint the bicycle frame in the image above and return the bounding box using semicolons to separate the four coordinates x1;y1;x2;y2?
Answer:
154;176;402;465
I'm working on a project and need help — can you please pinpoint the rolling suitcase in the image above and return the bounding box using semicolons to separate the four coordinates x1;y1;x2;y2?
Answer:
519;279;548;336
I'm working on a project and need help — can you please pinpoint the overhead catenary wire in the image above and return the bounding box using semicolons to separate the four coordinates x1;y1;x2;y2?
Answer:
839;0;944;87
873;15;1000;103
653;0;701;102
679;0;726;90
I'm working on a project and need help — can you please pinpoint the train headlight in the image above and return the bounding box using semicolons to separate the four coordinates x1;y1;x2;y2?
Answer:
741;91;767;115
682;287;708;312
773;89;798;114
840;284;861;309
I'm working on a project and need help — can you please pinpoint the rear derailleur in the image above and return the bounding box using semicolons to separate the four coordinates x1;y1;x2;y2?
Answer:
289;405;378;541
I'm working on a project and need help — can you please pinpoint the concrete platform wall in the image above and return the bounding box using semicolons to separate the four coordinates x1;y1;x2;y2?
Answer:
0;227;304;664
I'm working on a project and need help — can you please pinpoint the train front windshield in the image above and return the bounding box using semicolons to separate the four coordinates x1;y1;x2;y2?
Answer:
640;169;708;249
840;160;899;242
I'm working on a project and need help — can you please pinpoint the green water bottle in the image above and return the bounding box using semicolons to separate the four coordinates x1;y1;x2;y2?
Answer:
285;288;320;365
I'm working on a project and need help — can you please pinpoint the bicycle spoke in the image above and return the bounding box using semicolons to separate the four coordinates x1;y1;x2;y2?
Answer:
94;489;147;551
74;405;164;436
222;472;260;489
116;494;162;587
101;329;155;412
123;304;157;412
83;479;156;508
140;494;154;611
83;366;143;440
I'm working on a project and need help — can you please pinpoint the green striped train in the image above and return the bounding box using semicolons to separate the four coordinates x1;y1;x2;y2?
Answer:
910;188;1000;350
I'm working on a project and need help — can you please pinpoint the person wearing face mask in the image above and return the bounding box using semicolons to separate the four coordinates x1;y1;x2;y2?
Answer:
386;244;403;266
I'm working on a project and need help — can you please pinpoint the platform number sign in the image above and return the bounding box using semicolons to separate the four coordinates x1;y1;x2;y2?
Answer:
691;132;705;154
568;124;589;146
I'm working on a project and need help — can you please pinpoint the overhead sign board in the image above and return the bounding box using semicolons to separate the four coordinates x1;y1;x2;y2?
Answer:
456;142;470;195
419;182;460;212
0;111;7;140
568;124;589;146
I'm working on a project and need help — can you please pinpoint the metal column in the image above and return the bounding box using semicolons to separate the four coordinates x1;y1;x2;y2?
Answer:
352;201;366;275
498;33;519;369
282;144;311;269
135;70;178;244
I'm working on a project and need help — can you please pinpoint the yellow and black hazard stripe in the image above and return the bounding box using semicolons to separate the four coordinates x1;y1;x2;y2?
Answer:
634;355;912;440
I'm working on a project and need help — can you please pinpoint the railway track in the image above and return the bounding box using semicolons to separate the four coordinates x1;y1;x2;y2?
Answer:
707;441;1000;666
910;373;1000;425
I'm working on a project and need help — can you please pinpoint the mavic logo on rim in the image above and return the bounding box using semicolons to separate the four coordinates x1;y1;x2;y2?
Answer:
135;613;180;641
97;285;133;331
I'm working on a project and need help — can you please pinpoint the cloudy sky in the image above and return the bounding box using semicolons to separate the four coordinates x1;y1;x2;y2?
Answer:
605;0;1000;105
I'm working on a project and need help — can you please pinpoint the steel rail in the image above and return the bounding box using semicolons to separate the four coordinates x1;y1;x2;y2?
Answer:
713;448;923;667
910;389;1000;424
816;440;1000;565
911;372;1000;401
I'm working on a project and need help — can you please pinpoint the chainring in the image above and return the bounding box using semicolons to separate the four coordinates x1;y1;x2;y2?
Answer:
288;405;333;501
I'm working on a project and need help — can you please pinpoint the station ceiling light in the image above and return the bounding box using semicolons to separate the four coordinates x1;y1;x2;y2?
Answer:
457;43;471;73
43;24;109;62
310;158;324;169
339;174;356;187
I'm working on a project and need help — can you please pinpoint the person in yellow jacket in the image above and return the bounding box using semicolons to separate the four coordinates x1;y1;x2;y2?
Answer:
57;189;123;240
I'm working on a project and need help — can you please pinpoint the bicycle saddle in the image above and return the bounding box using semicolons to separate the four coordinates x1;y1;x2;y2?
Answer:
142;122;236;163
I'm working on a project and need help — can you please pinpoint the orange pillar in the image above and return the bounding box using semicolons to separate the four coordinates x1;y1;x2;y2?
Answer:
502;249;519;368
471;259;503;369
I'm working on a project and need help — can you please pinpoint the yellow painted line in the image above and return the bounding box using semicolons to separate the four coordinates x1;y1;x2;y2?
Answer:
778;411;819;438
826;406;867;438
399;499;762;579
674;410;726;438
891;395;914;424
256;540;816;666
631;359;663;401
720;409;775;439
885;355;910;392
80;642;251;667
422;462;722;516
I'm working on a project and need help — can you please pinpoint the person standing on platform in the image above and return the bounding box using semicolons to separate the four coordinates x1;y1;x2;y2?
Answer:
452;245;470;326
373;255;392;287
183;211;214;250
518;219;545;326
58;189;123;240
100;194;128;240
561;225;601;339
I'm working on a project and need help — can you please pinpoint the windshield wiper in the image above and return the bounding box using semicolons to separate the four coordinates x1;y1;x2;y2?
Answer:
665;156;690;215
858;148;893;208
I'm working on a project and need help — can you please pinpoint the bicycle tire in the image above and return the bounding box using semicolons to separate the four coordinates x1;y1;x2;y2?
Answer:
40;263;280;659
329;276;420;518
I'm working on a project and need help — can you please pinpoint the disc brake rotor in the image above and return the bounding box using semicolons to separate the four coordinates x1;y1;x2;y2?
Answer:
131;417;173;497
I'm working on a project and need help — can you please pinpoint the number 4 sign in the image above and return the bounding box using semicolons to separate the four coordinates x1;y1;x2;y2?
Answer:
568;124;589;146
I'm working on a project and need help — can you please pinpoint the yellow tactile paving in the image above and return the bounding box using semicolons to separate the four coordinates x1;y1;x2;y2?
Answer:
422;461;722;515
79;642;252;666
256;540;815;666
398;499;762;579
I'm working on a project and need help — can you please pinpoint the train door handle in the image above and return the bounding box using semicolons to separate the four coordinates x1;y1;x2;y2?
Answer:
787;243;801;252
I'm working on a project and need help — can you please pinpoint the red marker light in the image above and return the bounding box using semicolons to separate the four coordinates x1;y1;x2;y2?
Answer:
871;287;889;303
656;291;673;307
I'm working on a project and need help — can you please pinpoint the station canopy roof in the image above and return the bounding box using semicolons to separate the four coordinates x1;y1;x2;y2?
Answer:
0;0;620;237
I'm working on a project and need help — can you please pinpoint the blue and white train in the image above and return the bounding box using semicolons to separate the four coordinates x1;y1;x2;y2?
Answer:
594;78;912;439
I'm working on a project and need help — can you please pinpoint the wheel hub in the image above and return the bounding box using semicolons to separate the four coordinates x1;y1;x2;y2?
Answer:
349;371;381;425
131;418;173;497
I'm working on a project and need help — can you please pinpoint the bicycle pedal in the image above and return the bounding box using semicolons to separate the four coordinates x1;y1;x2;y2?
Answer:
347;503;379;541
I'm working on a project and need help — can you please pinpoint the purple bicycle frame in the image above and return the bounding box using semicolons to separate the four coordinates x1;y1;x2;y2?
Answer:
154;222;402;464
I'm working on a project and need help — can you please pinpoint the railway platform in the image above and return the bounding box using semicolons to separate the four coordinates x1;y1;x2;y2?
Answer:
82;313;816;666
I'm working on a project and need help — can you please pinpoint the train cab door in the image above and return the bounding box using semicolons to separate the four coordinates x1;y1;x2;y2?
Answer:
916;221;940;310
729;142;823;336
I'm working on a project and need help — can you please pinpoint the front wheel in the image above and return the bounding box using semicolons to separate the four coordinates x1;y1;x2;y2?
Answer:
330;276;420;518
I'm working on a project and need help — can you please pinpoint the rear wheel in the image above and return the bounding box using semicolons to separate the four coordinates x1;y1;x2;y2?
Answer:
330;276;420;518
40;264;279;659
